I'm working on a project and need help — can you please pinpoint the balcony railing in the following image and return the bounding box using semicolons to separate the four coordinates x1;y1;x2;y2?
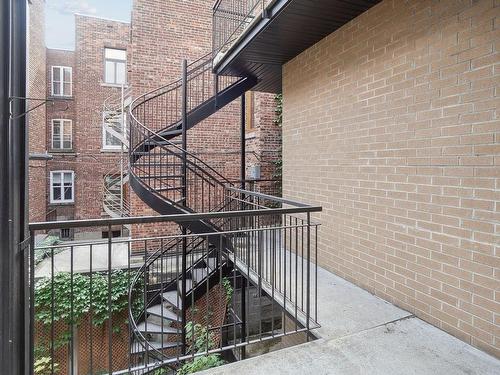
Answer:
212;0;273;60
28;188;320;374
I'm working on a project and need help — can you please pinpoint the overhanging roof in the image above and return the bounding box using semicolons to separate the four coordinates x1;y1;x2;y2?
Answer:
214;0;381;93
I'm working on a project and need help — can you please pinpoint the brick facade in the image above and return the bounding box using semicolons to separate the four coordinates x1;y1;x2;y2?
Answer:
28;0;47;222
39;16;130;238
282;0;499;357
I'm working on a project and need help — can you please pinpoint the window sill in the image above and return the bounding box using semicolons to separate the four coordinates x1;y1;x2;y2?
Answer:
50;149;77;156
49;95;73;100
100;148;126;153
101;83;129;88
48;202;75;206
245;131;256;140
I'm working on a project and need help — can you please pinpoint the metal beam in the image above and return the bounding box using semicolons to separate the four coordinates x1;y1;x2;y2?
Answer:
1;1;28;374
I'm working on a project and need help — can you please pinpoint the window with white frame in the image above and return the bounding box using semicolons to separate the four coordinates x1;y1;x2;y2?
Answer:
102;111;125;150
51;66;72;96
104;48;127;85
50;171;74;204
51;119;72;150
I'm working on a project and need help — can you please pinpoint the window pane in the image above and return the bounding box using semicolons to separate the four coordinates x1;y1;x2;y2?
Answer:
63;172;73;184
63;82;71;96
106;131;121;146
63;68;71;83
53;186;61;201
116;62;126;84
105;61;115;83
64;186;72;200
52;67;61;81
105;48;126;60
52;173;61;184
53;82;61;95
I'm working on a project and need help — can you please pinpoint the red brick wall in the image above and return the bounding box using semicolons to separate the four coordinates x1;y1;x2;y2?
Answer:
129;0;278;239
283;0;500;357
28;0;47;222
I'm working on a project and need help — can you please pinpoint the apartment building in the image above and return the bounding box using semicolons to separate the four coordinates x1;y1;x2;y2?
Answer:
30;2;280;241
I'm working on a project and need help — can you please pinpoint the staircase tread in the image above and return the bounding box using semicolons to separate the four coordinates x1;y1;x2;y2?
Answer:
192;268;209;283
136;321;179;334
131;339;181;354
206;257;217;271
146;304;180;321
162;290;182;309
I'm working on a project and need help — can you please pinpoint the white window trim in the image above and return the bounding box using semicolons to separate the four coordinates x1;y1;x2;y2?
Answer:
50;170;75;204
51;66;73;97
104;48;127;85
51;119;73;150
102;111;125;151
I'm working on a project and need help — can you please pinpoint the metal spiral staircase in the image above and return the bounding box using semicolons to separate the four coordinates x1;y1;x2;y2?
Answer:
127;53;257;372
102;88;132;220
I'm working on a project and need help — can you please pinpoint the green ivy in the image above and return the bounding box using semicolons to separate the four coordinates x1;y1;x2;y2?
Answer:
274;93;283;127
177;354;225;375
274;94;283;195
221;277;233;304
35;270;142;328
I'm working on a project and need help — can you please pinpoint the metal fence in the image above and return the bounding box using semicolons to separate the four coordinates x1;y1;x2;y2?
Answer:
28;189;320;374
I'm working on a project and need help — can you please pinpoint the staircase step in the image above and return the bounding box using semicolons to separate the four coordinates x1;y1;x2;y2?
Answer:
131;339;181;354
146;304;180;322
178;279;193;294
206;257;217;271
191;268;209;283
136;321;179;335
162;290;182;309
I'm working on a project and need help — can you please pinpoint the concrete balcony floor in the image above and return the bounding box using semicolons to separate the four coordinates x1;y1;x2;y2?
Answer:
200;265;500;375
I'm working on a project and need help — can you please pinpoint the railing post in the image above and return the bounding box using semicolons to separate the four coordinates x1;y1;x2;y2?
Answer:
240;93;247;359
181;59;188;355
306;212;311;341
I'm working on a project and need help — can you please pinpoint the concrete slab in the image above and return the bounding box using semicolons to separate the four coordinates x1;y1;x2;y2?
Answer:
312;266;411;339
200;317;500;374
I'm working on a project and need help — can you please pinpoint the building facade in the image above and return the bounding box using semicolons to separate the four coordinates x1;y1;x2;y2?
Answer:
281;0;499;357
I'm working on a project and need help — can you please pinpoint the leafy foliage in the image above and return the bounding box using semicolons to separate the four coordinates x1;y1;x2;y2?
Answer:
221;277;233;303
177;354;225;375
35;269;142;327
34;356;59;375
274;93;283;127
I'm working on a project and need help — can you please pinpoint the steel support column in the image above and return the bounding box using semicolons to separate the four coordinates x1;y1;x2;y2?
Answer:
180;59;188;355
240;93;247;360
1;0;28;374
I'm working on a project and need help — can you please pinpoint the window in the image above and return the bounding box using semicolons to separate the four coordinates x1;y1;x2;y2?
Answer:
51;119;72;150
104;48;126;85
102;111;125;150
50;171;74;204
245;91;254;132
51;66;72;96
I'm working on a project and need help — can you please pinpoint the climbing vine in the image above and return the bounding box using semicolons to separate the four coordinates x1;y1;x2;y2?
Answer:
274;94;283;195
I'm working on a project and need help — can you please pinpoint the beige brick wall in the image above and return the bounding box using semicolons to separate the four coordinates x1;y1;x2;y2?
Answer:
282;0;499;358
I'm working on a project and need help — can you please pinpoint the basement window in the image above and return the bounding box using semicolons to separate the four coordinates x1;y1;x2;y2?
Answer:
51;66;72;97
51;119;72;150
104;48;127;85
50;171;74;204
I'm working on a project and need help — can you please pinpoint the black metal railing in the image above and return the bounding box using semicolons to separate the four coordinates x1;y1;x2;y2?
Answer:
212;0;273;59
28;193;320;374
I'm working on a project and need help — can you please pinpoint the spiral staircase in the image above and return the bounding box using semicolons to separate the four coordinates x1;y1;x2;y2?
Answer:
127;53;257;372
102;88;132;220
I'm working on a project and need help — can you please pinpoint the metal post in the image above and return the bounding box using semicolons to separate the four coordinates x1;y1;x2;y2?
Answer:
306;212;311;341
1;1;28;374
180;59;188;354
120;84;124;216
240;93;247;359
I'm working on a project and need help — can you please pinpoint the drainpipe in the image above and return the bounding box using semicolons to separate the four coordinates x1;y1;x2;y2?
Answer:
1;1;28;374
